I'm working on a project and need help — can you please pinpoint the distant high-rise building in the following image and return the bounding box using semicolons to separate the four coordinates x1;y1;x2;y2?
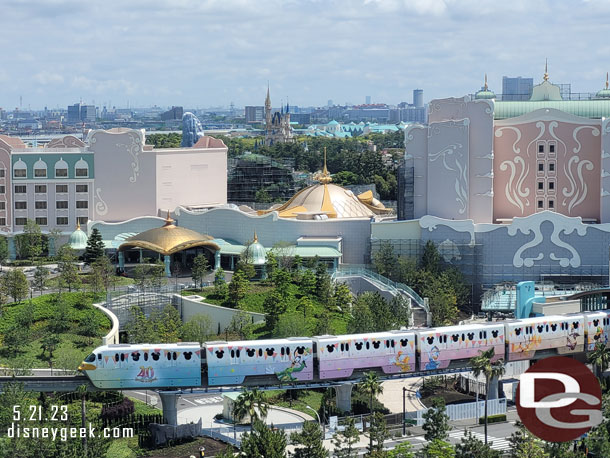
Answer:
502;76;534;101
365;95;371;104
160;106;184;121
245;106;264;124
413;89;424;108
327;100;333;107
67;103;96;124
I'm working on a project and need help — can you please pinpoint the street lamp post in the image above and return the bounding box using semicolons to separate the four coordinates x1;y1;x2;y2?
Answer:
306;405;324;438
402;386;407;436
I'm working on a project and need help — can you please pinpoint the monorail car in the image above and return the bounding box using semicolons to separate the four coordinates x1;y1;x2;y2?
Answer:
78;343;202;389
313;330;417;379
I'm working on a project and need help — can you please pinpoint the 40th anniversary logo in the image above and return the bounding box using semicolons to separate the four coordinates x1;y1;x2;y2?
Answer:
516;356;602;442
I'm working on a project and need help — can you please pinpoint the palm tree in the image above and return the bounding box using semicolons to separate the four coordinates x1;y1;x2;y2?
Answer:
469;348;505;445
360;371;384;451
232;388;269;431
588;342;610;383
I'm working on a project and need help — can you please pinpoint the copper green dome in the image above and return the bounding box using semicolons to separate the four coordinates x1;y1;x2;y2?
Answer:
246;232;267;265
475;74;495;100
596;73;610;99
69;222;88;250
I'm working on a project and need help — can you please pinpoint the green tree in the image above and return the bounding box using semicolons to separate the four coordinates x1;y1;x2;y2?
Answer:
40;334;61;362
332;416;360;458
191;254;209;288
272;268;292;297
214;267;228;299
50;299;71;333
264;291;286;330
0;236;8;271
299;269;317;297
297;295;313;320
228;310;252;339
422;439;455;458
2;324;28;356
240;419;287;458
422;397;450;442
1;268;29;302
150;305;182;342
15;219;44;259
255;188;273;203
588;341;610;380
373;241;398;280
180;314;214;344
290;420;328;458
125;306;153;343
273;313;307;338
83;227;105;264
90;256;115;294
233;388;269;429
508;422;545;458
360;371;383;451
387;442;414;458
367;412;389;456
32;261;49;294
455;430;500;458
348;295;376;333
421;240;442;275
228;270;249;307
332;282;352;314
315;263;332;302
266;251;278;279
469;348;505;445
78;310;100;344
57;244;81;292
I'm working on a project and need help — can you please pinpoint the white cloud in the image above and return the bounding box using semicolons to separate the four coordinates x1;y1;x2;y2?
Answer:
33;72;64;85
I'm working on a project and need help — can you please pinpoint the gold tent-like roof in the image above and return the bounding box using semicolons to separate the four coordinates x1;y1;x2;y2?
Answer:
258;149;392;219
118;212;220;256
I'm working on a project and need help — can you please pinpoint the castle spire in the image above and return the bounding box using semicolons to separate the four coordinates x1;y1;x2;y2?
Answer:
253;230;258;243
265;82;271;108
484;73;488;91
607;72;609;90
317;147;332;184
543;58;549;82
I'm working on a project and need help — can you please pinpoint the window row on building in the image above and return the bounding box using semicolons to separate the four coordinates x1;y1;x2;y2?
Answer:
12;200;89;209
13;216;88;226
0;184;89;194
12;158;90;179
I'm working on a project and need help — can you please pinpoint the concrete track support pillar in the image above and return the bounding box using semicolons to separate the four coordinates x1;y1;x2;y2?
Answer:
334;383;353;413
159;391;179;426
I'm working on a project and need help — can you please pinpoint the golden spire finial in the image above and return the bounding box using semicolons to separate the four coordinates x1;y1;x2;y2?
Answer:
317;147;332;184
163;210;175;226
253;230;258;243
606;72;609;90
76;220;81;230
543;59;549;82
484;73;488;91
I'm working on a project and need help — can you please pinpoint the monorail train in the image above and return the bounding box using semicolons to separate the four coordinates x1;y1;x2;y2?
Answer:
79;310;610;389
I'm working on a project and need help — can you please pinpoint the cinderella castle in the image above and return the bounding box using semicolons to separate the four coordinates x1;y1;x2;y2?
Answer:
264;85;295;146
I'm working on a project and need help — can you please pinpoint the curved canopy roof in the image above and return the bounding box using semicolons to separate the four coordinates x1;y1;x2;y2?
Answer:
118;212;219;255
257;149;392;219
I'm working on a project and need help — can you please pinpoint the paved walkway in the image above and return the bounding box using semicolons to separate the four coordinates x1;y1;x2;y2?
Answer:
378;377;426;413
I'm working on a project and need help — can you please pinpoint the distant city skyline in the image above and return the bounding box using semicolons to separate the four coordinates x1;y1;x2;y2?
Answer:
0;0;608;109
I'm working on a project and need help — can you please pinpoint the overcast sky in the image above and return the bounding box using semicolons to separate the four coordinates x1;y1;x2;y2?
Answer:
1;0;608;110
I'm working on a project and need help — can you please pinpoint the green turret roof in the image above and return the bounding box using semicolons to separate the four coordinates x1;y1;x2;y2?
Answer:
69;223;88;250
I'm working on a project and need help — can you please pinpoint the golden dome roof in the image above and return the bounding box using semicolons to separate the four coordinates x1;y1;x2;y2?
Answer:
258;149;392;219
118;212;220;255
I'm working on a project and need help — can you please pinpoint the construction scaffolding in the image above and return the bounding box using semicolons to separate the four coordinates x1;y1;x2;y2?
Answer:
228;153;297;202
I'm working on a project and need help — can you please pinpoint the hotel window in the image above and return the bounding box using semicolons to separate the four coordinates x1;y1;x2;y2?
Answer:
0;218;5;226
56;217;68;225
13;164;26;178
0;202;5;210
35;217;47;226
549;200;555;209
56;184;68;193
538;163;544;172
538;144;544;153
55;168;68;177
35;185;47;193
34;168;47;178
77;216;88;225
56;201;68;209
15;218;27;226
538;200;544;209
14;185;26;194
15;201;27;210
35;201;47;210
549;144;555;153
75;158;89;178
75;168;88;177
76;184;88;193
549;162;555;172
0;169;5;178
538;182;544;190
0;186;4;194
76;200;88;209
549;181;555;190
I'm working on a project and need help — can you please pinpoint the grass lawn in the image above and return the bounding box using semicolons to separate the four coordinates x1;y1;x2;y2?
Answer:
263;389;324;418
107;436;233;458
0;292;112;370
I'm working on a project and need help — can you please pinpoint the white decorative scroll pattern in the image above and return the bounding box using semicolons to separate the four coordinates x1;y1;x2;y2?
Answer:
526;122;546;155
95;187;109;216
572;125;600;154
499;157;530;213
508;212;587;268
123;133;143;183
562;156;594;213
495;126;522;155
429;143;468;214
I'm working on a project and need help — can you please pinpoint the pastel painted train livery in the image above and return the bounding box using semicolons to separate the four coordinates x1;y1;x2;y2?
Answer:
80;310;610;389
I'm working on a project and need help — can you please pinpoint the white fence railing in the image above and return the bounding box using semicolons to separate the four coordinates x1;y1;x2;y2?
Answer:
202;422;305;446
404;398;507;426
